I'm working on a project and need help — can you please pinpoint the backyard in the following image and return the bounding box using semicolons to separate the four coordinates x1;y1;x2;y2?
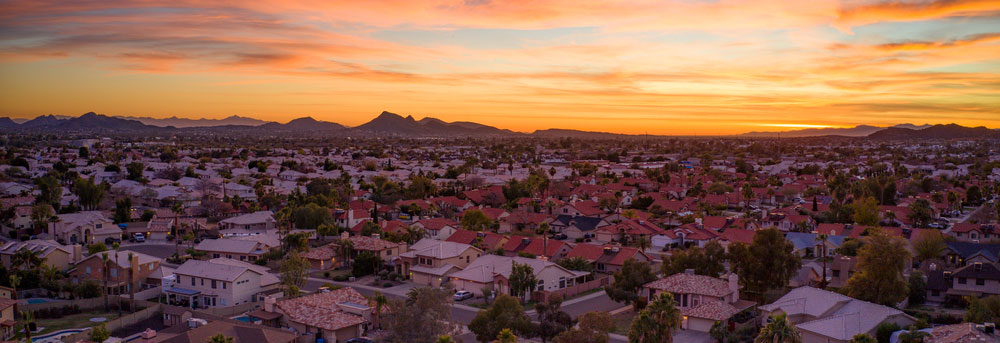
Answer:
15;309;125;340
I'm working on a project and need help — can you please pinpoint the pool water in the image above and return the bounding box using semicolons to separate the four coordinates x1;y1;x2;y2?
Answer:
234;316;251;322
26;299;53;304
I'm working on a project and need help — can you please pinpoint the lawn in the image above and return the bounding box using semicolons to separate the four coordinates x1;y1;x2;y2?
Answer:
611;311;636;336
15;310;125;339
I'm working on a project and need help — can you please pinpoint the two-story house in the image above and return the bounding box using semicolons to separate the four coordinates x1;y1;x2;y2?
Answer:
194;239;270;262
397;238;482;287
48;211;119;244
449;254;591;297
948;262;1000;298
166;259;274;309
249;287;371;343
643;271;752;332
70;251;162;296
217;211;276;232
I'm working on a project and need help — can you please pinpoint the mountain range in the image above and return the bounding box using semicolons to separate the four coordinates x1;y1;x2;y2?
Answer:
1;112;997;140
740;124;932;137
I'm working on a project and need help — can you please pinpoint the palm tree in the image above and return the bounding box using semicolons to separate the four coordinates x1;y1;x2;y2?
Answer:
12;249;43;271
815;233;829;289
128;252;136;312
101;252;111;312
336;238;355;267
850;334;877;343
897;327;930;343
20;310;34;343
209;334;235;343
628;293;681;343
371;291;388;329
404;225;429;245
755;313;801;343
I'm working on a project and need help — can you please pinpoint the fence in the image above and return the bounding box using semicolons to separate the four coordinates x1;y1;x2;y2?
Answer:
531;276;609;303
193;301;262;318
60;303;163;343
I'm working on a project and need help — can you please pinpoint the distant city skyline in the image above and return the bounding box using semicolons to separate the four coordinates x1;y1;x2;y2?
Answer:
1;0;998;135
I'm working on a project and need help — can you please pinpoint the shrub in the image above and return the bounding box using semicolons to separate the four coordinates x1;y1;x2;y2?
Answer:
382;282;393;288
324;272;331;278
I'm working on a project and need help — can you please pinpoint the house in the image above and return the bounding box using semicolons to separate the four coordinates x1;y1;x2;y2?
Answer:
548;215;608;240
759;286;917;343
564;243;652;274
642;271;753;332
0;288;15;340
785;232;844;258
47;211;118;244
947;262;1000;298
195;239;271;262
411;218;460;240
166;259;273;308
445;229;507;251
218;211;276;231
250;287;370;342
498;212;549;233
334;234;405;263
449;254;590;297
69;250;162;297
151;318;297;343
950;223;998;243
397;238;483;287
943;242;1000;267
11;205;31;231
651;225;719;249
0;240;81;271
593;219;662;244
916;323;1000;343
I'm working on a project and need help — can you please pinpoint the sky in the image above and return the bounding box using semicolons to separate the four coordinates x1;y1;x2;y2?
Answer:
0;0;998;135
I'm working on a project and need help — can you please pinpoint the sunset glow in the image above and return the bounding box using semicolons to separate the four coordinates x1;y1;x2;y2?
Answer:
1;0;999;135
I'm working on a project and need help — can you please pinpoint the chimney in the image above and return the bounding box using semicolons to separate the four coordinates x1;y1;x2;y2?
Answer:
71;245;82;263
728;274;739;301
264;296;276;312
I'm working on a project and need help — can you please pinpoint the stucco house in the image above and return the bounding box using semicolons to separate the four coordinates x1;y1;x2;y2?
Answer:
759;286;917;343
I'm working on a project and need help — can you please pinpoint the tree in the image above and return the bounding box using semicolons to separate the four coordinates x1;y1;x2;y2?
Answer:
755;313;801;343
912;232;945;262
31;203;54;232
34;174;62;207
660;241;726;277
557;256;594;273
553;311;614;343
113;198;132;223
126;162;146;181
849;334;877;343
844;228;909;306
966;185;983;205
509;262;537;302
728;228;801;302
907;199;934;228
908;271;926;305
469;294;536;342
965;295;1000;323
12;249;43;271
608;258;656;310
208;334;235;343
101;252;111;312
90;323;111;342
74;177;105;210
495;328;518;343
372;291;388;329
461;209;493;231
816;233;830;288
627;293;681;343
897;327;930;343
851;197;880;226
352;251;382;277
536;294;573;343
280;250;308;295
382;287;461;343
291;203;332;230
88;242;108;255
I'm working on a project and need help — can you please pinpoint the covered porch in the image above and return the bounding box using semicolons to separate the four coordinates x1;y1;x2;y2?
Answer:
165;287;201;309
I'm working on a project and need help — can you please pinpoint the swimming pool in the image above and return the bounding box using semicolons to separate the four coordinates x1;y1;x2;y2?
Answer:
25;298;54;304
234;316;251;322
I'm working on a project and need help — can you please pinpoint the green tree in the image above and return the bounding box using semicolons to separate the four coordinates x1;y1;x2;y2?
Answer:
557;256;594;273
113;197;132;223
965;295;1000;323
88;242;108;255
660;241;726;277
908;271;926;305
34;174;62;206
607;258;656;310
627;293;681;343
755;313;801;343
912;233;945;262
208;334;235;343
126;162;145;181
849;334;877;343
851;197;880;226
382;287;461;343
844;228;909;306
509;262;538;302
90;323;111;342
469;294;536;343
280;250;308;295
73;176;106;210
461;209;493;231
31;203;54;232
553;311;614;343
728;228;801;302
291;203;332;230
495;328;518;343
907;199;934;228
536;294;573;343
897;327;929;343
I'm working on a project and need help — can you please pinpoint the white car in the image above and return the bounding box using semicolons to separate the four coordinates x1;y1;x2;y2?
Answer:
134;233;146;242
454;291;473;301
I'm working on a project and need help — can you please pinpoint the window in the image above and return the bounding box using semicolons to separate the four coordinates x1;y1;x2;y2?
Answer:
832;270;840;278
958;277;967;284
96;224;103;229
86;266;91;274
211;280;217;289
110;269;118;277
386;250;392;256
977;279;985;286
222;282;227;289
213;254;220;258
191;277;195;286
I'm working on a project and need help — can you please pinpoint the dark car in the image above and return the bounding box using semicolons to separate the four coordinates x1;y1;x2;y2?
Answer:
345;338;374;343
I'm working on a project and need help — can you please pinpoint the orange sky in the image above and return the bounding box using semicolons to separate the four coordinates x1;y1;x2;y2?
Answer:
1;0;998;135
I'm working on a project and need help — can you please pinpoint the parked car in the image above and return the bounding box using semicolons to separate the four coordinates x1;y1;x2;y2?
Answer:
345;338;374;343
454;291;473;301
105;237;121;245
133;233;146;242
